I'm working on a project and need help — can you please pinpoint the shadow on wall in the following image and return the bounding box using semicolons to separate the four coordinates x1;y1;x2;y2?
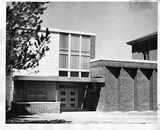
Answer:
83;85;102;111
6;102;33;119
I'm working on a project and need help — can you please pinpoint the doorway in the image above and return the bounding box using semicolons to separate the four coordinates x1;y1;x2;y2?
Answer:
59;85;78;111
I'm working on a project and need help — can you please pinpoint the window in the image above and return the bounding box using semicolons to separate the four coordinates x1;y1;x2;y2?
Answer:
59;54;68;68
81;72;89;77
71;71;79;77
81;56;90;69
70;55;79;69
82;36;90;53
71;34;80;51
59;71;68;77
59;33;68;49
25;87;47;102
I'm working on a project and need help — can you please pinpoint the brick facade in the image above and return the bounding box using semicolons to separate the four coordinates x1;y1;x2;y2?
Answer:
127;32;157;61
90;60;157;111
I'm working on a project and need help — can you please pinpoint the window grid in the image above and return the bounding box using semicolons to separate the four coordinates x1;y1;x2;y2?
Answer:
59;33;92;77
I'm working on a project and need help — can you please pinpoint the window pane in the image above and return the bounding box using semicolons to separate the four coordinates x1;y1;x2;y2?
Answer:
59;54;68;68
82;36;90;52
81;56;89;69
71;35;80;51
25;87;46;102
81;72;89;77
71;71;79;77
59;71;68;77
70;55;79;69
59;33;68;49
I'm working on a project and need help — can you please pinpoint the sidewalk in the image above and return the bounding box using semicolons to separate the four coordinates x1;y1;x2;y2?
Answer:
7;111;159;124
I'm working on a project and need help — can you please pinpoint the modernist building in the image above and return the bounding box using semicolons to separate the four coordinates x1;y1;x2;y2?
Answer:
11;30;157;114
13;29;104;113
89;32;157;111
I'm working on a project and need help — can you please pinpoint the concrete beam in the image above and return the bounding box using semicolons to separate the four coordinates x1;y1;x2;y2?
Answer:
90;60;157;69
14;75;105;84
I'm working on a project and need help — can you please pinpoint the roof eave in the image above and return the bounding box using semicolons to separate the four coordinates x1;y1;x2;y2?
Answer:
127;32;157;46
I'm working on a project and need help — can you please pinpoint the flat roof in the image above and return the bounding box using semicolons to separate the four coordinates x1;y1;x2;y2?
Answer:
90;58;157;64
18;27;96;36
14;76;104;83
47;28;96;36
127;32;157;46
90;59;157;69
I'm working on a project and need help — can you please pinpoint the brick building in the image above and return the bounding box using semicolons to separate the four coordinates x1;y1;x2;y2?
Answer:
11;30;157;113
127;32;157;61
90;60;157;111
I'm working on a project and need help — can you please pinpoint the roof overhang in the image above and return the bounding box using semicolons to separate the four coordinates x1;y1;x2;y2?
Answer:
17;27;96;36
90;59;157;69
14;75;105;84
126;32;157;46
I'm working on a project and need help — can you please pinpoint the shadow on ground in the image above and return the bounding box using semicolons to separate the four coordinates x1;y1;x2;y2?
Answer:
7;119;71;124
6;103;71;124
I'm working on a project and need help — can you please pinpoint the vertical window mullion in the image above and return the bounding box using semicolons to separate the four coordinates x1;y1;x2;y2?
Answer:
68;34;71;77
79;35;82;77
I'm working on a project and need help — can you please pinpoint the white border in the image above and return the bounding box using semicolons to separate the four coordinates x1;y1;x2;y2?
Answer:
0;0;159;130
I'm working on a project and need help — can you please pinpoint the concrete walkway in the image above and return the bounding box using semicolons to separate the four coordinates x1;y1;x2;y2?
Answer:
8;111;159;124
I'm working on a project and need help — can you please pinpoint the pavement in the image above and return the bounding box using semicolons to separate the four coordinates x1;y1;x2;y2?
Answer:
7;111;160;124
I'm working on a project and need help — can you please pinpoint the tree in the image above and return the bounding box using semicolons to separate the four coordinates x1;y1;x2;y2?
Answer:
6;2;50;73
6;2;50;111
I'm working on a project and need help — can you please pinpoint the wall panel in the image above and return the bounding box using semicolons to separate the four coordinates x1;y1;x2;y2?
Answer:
135;69;151;111
97;67;120;111
119;68;135;111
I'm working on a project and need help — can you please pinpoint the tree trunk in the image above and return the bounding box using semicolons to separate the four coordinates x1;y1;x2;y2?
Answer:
6;71;14;112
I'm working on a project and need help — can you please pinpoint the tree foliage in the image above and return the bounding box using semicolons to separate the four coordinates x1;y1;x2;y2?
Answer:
6;2;50;74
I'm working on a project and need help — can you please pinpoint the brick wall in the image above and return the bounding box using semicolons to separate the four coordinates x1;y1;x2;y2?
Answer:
132;49;157;61
90;60;157;111
14;102;60;114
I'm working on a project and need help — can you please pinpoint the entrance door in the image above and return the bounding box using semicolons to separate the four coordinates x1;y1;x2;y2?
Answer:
59;86;78;111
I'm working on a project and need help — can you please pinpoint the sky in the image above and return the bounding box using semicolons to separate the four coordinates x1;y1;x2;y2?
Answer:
41;2;157;60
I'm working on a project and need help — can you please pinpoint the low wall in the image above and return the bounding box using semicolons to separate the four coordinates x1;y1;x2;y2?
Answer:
13;102;60;114
90;60;157;111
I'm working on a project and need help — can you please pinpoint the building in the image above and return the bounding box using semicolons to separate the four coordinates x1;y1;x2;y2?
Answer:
89;32;157;111
13;29;104;113
90;59;157;111
127;32;157;61
11;30;157;114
